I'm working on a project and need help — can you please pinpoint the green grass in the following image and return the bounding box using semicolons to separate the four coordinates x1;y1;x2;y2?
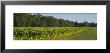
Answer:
62;27;97;40
14;27;97;40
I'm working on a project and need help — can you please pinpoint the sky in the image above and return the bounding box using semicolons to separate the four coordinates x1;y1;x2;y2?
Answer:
40;13;97;23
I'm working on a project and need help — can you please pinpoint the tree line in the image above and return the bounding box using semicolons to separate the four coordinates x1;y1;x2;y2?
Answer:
14;13;97;27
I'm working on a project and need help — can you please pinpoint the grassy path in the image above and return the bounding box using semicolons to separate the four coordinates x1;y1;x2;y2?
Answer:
62;27;97;40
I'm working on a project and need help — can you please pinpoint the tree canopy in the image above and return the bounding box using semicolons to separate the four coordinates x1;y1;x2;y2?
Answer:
14;13;97;27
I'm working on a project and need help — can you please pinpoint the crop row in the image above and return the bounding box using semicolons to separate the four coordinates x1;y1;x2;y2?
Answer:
14;27;89;40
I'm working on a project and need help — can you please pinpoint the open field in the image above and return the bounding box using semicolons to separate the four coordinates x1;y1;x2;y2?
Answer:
14;27;97;40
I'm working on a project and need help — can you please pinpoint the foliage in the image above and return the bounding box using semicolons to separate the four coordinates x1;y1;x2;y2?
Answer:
14;13;97;27
14;27;96;40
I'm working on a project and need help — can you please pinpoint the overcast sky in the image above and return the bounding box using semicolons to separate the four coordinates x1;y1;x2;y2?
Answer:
40;13;97;23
